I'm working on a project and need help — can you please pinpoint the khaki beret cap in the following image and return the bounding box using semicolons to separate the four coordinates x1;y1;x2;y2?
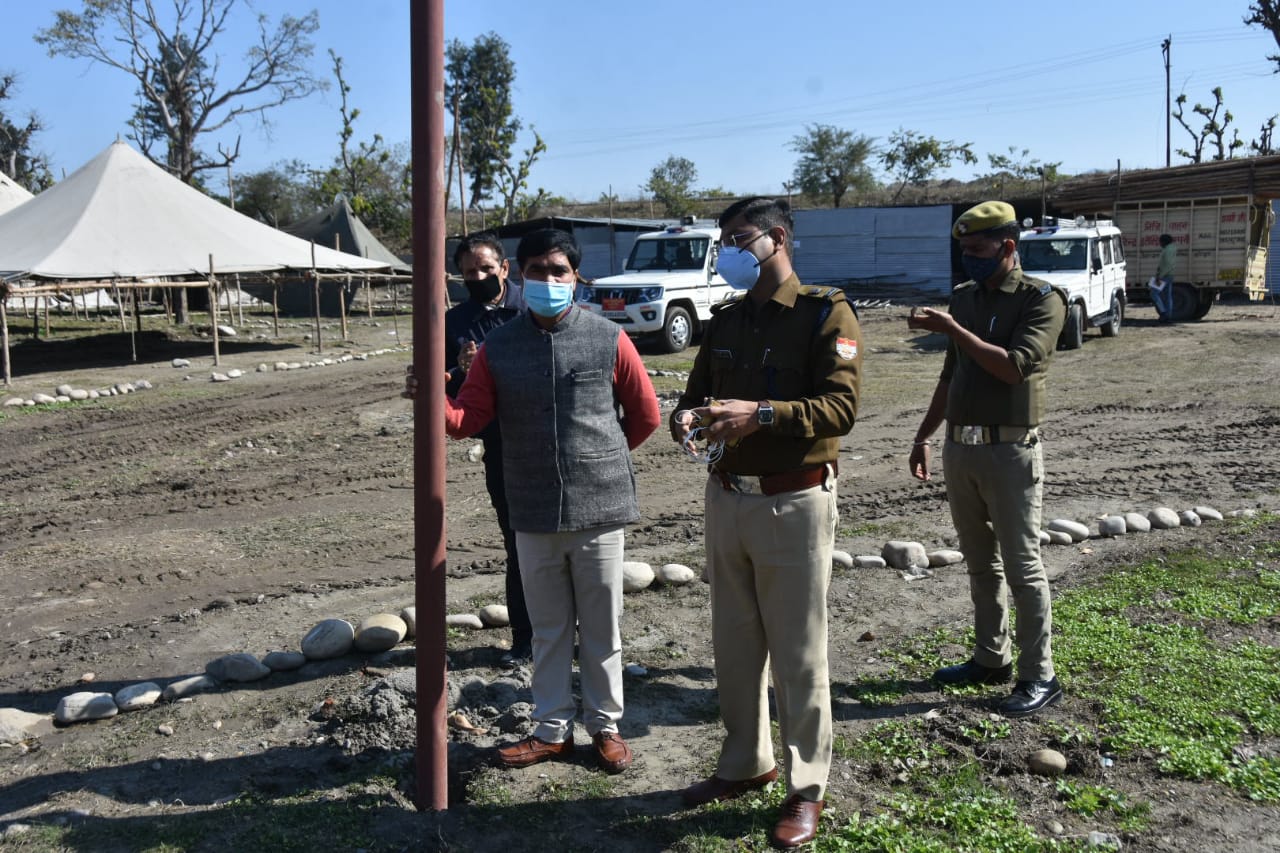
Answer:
952;201;1017;239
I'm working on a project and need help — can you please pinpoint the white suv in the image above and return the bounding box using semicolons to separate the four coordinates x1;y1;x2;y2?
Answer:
577;221;730;353
1018;217;1127;349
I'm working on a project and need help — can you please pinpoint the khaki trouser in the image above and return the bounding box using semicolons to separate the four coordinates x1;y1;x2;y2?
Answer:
942;434;1054;682
516;525;625;742
703;472;837;802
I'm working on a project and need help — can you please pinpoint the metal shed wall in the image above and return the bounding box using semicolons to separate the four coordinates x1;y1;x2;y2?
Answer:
1270;201;1280;295
793;205;953;295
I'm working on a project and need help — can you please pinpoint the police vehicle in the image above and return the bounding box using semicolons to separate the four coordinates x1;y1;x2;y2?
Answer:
1018;217;1127;349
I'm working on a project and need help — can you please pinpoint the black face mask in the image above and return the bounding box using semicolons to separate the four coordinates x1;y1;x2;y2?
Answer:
465;274;504;304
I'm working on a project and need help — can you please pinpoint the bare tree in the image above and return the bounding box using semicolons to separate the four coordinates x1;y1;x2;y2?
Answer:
1173;87;1245;163
0;74;53;190
36;0;324;184
1246;1;1280;70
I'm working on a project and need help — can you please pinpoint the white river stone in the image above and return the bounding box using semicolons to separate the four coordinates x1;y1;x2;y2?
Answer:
445;613;483;629
928;549;965;567
0;708;54;743
55;692;118;724
831;550;854;570
1178;510;1202;527
114;682;162;712
301;618;355;660
354;614;408;652
1046;530;1074;545
854;555;887;569
206;653;271;682
1148;507;1181;530
478;604;510;628
262;651;306;671
1047;519;1090;542
657;563;697;585
1097;516;1127;537
162;675;218;701
400;605;416;638
1193;505;1223;521
881;541;928;570
1123;512;1151;532
622;561;655;592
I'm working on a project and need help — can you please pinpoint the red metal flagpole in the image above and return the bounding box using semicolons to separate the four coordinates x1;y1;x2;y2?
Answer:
409;0;448;811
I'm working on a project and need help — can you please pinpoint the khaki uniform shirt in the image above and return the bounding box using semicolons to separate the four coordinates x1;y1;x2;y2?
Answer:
941;267;1065;427
673;273;862;476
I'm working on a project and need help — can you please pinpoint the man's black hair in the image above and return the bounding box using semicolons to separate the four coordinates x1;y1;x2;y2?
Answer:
718;197;795;256
988;222;1022;248
453;231;506;271
1159;233;1174;247
516;228;582;271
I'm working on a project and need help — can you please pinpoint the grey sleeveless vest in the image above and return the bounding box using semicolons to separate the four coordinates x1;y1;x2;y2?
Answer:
482;308;639;533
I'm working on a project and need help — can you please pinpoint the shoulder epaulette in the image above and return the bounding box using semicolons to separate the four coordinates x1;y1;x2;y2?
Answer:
798;285;846;301
954;280;977;291
710;291;747;314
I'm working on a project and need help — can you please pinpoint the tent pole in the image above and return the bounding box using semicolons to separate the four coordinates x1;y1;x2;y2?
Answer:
209;256;221;367
113;283;127;333
1;296;10;388
341;274;350;342
43;295;51;338
392;281;399;341
366;277;373;320
272;283;279;338
130;284;139;363
311;242;322;355
235;274;244;327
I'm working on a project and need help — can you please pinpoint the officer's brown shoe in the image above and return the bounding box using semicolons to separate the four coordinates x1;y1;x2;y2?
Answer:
495;735;574;768
770;795;824;849
681;768;778;806
592;730;632;774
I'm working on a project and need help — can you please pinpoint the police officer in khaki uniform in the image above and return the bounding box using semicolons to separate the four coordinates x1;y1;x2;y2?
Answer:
671;197;861;849
907;200;1066;718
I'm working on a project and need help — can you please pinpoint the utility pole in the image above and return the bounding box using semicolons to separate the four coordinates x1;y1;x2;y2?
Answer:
1162;36;1172;168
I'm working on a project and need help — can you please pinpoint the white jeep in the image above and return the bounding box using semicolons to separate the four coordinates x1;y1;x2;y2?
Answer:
1018;217;1127;349
577;221;731;353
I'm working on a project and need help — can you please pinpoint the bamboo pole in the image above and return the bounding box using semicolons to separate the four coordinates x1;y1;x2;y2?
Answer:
129;285;140;363
311;242;322;354
43;294;51;338
272;283;280;338
1;297;10;388
366;277;374;319
341;274;350;341
209;255;221;367
112;283;127;332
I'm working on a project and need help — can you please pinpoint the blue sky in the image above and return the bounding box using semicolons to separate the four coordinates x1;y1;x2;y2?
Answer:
4;1;1279;202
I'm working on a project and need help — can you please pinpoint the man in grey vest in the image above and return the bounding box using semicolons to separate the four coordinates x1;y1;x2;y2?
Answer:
445;229;661;774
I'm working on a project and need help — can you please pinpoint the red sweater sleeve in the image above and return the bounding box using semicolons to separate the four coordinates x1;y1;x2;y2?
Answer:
445;346;497;438
613;331;661;450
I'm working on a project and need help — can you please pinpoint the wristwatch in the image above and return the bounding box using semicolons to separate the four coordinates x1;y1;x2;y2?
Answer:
756;401;775;426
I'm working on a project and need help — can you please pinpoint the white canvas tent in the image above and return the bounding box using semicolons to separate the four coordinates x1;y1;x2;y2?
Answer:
0;172;33;216
0;142;390;280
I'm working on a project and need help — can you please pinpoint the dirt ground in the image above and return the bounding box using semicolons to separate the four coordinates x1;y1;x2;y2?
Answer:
1;297;1278;851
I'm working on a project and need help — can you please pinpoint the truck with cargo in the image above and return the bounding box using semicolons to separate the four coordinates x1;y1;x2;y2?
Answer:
1050;157;1280;322
1112;197;1271;321
1017;217;1126;349
576;220;729;353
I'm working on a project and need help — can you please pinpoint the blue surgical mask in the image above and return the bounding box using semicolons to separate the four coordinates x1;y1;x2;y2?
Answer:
716;246;762;290
961;248;1006;283
523;278;576;317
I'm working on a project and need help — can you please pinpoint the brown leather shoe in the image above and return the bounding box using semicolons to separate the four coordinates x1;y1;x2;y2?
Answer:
770;795;824;849
681;768;778;806
592;730;632;774
495;735;574;768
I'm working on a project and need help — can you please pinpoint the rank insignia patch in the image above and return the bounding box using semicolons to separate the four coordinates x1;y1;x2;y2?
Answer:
836;337;857;360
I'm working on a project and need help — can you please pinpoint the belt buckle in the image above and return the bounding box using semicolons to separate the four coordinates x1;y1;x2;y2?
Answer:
724;472;765;495
961;425;985;446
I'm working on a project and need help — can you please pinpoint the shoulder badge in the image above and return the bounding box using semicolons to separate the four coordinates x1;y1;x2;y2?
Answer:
710;291;746;314
799;285;847;302
835;337;858;360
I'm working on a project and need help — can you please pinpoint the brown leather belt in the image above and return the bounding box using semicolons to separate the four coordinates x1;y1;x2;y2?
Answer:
948;425;1037;445
714;462;836;496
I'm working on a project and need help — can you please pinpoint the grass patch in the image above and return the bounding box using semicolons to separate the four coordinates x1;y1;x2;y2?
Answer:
1053;550;1280;801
